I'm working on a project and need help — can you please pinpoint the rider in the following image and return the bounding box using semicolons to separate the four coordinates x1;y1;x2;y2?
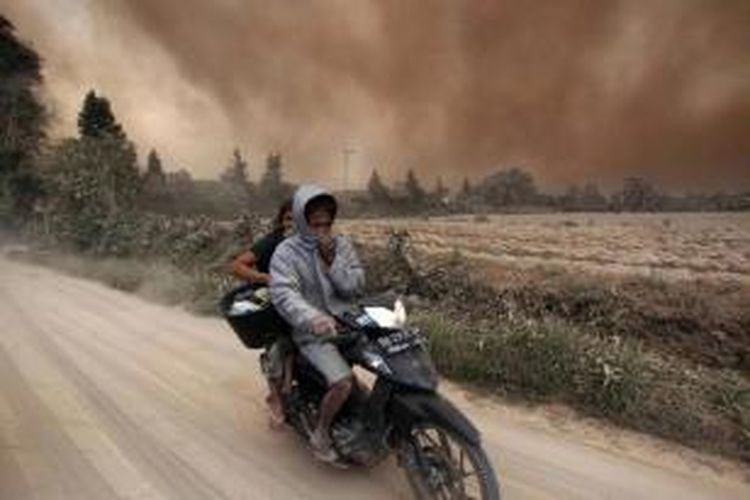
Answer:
270;184;365;462
232;199;294;428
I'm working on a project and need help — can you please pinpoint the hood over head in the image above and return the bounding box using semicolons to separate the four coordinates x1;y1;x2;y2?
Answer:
292;184;337;247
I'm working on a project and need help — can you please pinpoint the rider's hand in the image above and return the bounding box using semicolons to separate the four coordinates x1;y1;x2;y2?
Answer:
318;234;336;267
311;314;337;337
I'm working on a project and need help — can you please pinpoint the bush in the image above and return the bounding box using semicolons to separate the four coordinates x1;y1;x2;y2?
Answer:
413;311;644;413
575;335;644;418
39;210;260;267
412;308;750;461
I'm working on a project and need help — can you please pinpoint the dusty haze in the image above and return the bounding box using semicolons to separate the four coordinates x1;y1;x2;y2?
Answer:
3;0;749;190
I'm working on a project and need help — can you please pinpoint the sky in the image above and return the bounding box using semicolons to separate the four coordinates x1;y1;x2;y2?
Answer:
2;0;749;192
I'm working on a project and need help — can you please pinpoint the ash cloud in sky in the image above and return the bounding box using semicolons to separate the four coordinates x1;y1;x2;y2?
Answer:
4;0;750;190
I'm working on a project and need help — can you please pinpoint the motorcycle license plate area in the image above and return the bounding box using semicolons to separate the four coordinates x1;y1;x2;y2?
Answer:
376;330;421;355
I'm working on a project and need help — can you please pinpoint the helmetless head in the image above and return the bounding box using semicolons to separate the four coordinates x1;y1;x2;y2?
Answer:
291;185;338;248
274;198;294;235
304;194;337;239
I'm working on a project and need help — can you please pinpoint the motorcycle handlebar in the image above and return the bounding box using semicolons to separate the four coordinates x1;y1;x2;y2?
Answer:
323;326;362;347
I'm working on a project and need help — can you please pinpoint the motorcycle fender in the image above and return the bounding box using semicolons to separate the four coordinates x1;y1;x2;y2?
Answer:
391;392;481;445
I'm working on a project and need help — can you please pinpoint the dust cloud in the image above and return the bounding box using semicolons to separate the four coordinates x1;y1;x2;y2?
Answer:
4;0;749;190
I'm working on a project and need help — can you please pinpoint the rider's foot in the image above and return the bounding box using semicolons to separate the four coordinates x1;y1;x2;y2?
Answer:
268;414;286;431
310;428;338;463
266;391;285;416
268;400;286;430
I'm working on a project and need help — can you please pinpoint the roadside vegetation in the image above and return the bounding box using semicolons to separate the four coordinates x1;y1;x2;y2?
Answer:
412;307;750;462
12;228;750;463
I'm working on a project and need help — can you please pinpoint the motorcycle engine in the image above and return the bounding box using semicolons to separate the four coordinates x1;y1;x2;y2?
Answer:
331;416;387;466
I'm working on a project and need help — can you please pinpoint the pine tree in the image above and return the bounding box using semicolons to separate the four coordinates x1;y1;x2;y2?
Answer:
220;148;249;185
146;149;164;178
433;176;449;200
405;169;425;204
0;15;47;221
141;148;167;202
260;152;286;201
367;169;390;202
77;90;124;140
461;177;471;197
53;90;140;216
218;148;252;211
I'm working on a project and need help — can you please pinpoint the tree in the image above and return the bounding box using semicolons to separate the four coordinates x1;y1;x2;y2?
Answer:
617;176;660;212
158;168;195;215
461;177;471;198
560;184;581;211
48;91;140;220
145;149;165;182
45;136;139;249
260;152;292;203
433;176;449;200
367;169;390;203
480;167;538;207
220;148;249;185
454;177;474;210
260;152;282;190
219;148;253;211
405;169;425;205
0;15;47;222
580;182;607;211
166;168;194;198
77;90;124;140
78;90;140;212
140;149;169;210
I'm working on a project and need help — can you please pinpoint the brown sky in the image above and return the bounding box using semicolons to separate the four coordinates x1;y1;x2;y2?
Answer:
3;0;749;191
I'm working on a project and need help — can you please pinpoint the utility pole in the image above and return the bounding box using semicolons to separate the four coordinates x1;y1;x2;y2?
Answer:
341;146;356;191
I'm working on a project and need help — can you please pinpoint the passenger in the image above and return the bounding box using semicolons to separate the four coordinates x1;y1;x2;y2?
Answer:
270;185;365;462
232;199;293;286
231;199;294;429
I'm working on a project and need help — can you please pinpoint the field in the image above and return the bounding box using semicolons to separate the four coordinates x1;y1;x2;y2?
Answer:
340;212;750;284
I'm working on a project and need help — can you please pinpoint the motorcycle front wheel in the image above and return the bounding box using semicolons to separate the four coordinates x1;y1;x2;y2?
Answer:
399;423;500;500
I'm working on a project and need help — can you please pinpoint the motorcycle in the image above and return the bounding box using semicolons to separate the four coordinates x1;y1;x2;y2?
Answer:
221;285;501;500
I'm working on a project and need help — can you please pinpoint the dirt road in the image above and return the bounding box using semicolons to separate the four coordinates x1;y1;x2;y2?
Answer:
1;255;748;499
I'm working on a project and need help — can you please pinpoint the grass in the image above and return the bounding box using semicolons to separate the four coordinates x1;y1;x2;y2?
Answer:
413;311;644;414
447;262;750;371
412;308;750;461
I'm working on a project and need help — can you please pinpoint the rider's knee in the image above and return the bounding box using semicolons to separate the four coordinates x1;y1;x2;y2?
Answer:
331;376;353;395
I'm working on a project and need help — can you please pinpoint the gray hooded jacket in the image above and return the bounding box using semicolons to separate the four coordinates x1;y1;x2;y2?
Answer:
269;185;365;345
